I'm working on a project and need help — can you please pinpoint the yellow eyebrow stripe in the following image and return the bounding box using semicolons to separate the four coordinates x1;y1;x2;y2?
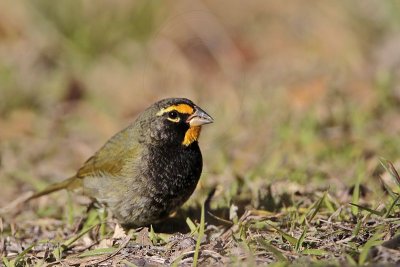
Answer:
157;104;194;116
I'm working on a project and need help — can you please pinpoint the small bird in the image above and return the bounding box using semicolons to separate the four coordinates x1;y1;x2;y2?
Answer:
27;98;213;228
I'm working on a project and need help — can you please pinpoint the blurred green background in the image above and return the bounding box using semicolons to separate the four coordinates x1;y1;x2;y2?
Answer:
1;0;400;207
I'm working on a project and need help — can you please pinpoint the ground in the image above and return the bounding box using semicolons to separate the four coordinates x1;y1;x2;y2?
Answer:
1;1;400;266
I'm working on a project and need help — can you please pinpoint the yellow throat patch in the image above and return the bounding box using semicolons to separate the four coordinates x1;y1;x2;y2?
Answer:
183;126;201;146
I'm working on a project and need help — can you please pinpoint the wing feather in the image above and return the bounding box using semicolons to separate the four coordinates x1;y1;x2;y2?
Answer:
76;126;142;179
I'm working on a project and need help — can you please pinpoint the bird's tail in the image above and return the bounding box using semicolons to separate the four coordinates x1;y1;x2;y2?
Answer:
26;176;81;201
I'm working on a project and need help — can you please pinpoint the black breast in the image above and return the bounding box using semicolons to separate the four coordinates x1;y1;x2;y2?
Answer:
144;142;203;218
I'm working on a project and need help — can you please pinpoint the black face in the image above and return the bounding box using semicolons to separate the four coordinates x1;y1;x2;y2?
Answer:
158;109;192;145
148;98;196;146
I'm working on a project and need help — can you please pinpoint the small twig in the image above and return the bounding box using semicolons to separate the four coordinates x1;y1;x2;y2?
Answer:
65;231;133;266
319;219;354;232
170;249;224;264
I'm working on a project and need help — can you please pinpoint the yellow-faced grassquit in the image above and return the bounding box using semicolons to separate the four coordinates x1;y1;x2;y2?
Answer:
27;98;213;227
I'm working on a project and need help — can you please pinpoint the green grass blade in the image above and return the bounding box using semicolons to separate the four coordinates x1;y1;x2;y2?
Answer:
149;225;161;245
351;181;360;216
308;191;327;222
171;254;185;267
78;247;117;257
302;249;328;256
351;162;367;216
2;256;13;267
280;231;298;247
298;191;327;225
379;177;398;199
193;202;205;267
267;224;298;247
385;194;400;218
352;218;362;237
65;224;97;247
380;158;400;186
186;217;198;234
359;232;385;265
323;193;336;213
345;254;357;266
98;208;107;239
295;226;308;252
13;243;36;265
52;223;98;260
349;203;384;216
257;238;287;261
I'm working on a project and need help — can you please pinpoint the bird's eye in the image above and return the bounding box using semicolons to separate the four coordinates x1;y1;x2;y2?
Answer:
168;111;178;119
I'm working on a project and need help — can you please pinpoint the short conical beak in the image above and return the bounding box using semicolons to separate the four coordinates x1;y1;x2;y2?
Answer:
186;106;214;126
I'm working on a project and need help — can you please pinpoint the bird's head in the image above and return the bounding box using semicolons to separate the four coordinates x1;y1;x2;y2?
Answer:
140;98;213;146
